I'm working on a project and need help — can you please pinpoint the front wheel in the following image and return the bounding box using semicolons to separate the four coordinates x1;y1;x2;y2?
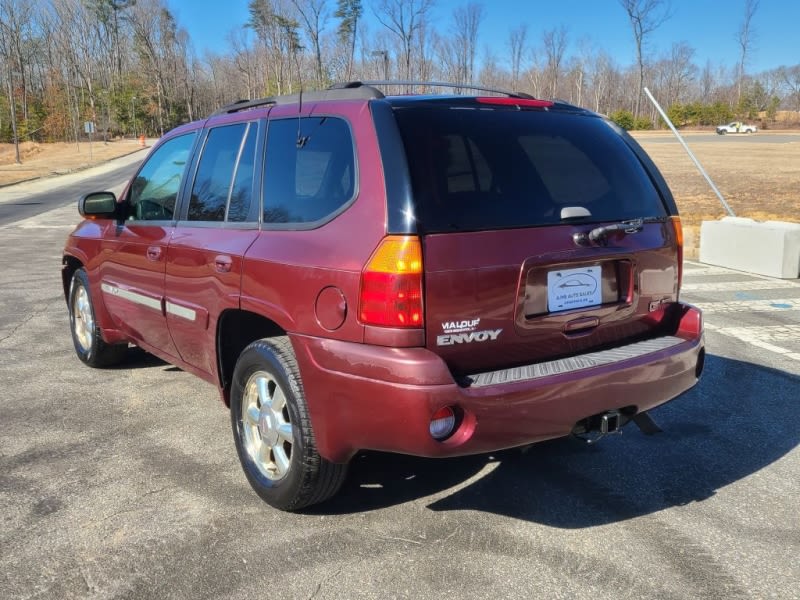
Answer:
68;268;127;367
230;337;348;510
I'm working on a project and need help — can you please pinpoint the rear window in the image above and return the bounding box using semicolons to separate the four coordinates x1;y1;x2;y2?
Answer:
393;107;666;232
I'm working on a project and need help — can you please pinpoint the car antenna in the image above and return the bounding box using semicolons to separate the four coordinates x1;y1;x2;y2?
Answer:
295;57;309;149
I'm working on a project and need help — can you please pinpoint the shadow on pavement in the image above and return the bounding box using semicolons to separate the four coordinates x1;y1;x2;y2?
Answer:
316;354;798;526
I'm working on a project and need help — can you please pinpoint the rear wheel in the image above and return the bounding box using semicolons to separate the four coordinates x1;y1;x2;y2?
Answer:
68;268;127;367
230;336;347;510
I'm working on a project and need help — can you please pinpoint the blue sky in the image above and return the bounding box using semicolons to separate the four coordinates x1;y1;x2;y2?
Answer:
169;0;800;74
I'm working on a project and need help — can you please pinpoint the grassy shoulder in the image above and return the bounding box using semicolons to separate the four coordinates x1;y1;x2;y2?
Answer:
0;139;147;187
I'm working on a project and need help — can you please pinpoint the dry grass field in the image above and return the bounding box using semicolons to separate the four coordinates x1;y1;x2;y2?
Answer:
2;132;798;258
0;139;145;186
634;131;800;257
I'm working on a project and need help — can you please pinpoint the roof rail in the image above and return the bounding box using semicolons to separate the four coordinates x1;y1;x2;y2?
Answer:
210;97;277;117
208;85;386;118
331;80;535;100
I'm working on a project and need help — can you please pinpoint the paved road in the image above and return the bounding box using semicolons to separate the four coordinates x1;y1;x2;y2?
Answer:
0;162;798;599
634;131;800;144
0;152;145;227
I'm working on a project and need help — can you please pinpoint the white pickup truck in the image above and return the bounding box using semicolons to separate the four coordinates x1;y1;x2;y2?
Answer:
716;121;757;134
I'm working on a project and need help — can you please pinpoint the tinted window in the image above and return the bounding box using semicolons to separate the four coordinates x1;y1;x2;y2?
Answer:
263;117;355;224
188;124;247;221
228;123;258;222
393;107;666;232
128;133;195;221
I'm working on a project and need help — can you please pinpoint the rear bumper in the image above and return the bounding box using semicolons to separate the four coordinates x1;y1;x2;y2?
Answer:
292;303;704;463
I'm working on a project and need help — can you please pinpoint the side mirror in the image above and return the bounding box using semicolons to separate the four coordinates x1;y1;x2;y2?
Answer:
79;191;118;219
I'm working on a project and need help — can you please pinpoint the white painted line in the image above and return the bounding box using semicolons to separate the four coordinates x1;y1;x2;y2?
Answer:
683;264;739;276
718;325;800;343
695;299;798;313
708;324;800;362
682;280;800;292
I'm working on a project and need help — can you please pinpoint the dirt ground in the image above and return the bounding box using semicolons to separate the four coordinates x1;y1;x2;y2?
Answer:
2;132;798;258
0;139;145;186
633;131;800;258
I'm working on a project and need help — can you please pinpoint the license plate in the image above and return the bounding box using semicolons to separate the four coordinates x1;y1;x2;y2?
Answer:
547;266;602;312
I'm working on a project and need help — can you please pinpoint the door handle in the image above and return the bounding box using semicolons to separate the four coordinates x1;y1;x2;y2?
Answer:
214;255;233;273
146;246;162;261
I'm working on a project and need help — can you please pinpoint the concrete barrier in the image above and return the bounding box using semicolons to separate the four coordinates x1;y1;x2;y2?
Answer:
700;217;800;279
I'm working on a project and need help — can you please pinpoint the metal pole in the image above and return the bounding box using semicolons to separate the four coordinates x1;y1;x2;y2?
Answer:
643;86;735;217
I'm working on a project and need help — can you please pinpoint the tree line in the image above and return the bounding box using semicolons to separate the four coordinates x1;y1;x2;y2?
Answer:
2;0;800;154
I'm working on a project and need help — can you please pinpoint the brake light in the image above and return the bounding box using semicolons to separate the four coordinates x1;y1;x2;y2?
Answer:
672;216;684;291
475;97;554;108
359;236;424;328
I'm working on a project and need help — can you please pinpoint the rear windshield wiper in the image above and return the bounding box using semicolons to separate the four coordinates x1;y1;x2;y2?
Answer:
573;218;644;247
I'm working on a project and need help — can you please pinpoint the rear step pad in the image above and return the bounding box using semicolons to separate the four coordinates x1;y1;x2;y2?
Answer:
466;336;684;387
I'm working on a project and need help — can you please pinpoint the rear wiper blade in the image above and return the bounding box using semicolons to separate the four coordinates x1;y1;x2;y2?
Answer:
573;218;644;247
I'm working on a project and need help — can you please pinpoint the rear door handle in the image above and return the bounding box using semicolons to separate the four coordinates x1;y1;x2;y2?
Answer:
214;255;233;273
146;246;162;261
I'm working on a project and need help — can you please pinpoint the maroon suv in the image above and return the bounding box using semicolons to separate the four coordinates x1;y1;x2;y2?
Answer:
63;82;704;510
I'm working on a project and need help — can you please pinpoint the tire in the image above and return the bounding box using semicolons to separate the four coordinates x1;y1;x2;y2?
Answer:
230;336;348;511
68;268;128;367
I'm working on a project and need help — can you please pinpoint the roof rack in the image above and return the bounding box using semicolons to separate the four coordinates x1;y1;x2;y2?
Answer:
330;80;535;100
209;85;386;117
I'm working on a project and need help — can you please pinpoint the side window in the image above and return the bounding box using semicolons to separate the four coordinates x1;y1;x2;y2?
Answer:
188;123;251;222
228;123;258;222
263;117;355;224
128;133;195;221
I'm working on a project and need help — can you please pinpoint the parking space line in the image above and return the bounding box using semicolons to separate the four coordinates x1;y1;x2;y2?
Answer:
695;299;798;313
682;280;800;292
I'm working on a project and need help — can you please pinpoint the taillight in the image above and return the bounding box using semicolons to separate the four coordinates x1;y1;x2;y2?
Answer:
672;216;684;292
359;236;424;328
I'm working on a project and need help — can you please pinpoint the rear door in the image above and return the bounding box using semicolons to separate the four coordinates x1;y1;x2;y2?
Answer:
165;120;262;375
393;104;680;375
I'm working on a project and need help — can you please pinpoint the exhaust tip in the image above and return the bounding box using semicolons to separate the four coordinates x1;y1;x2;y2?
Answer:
696;347;706;378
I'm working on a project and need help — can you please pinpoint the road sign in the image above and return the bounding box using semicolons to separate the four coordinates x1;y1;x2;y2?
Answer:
84;121;96;134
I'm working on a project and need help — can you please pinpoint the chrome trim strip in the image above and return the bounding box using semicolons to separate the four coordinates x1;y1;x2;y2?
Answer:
101;282;162;312
165;301;197;322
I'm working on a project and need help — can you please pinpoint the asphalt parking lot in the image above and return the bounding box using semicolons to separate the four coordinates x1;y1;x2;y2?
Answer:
0;159;798;599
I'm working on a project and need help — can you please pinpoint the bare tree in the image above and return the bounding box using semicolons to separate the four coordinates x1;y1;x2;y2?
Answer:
374;0;434;80
736;0;759;104
290;0;329;87
619;0;671;117
0;0;35;162
542;26;568;98
452;2;483;85
660;41;696;106
507;25;527;90
248;0;303;95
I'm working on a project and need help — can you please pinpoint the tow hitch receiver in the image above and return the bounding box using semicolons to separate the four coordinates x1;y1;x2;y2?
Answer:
600;410;621;435
572;409;624;445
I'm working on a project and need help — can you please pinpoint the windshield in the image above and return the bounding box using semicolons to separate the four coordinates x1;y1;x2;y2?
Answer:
393;106;667;233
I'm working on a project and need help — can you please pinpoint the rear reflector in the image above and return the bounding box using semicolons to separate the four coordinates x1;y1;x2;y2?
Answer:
429;406;457;440
476;97;554;108
359;236;424;328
